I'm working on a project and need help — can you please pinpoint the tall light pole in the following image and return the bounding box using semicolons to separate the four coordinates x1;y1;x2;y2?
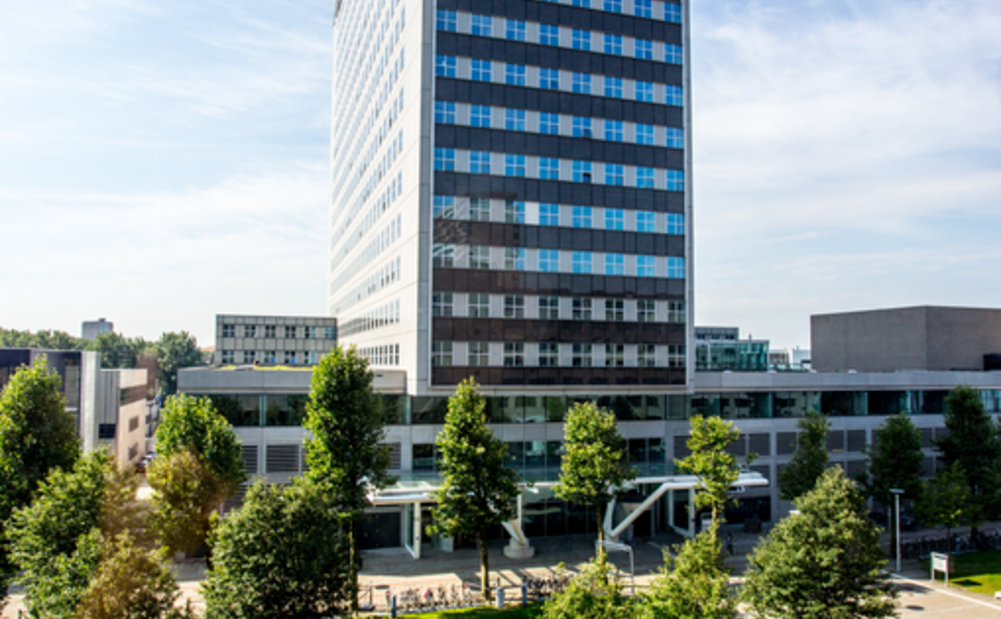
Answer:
890;488;905;573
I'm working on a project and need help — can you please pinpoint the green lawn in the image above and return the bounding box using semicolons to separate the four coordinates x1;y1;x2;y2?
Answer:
925;550;1001;596
399;604;543;619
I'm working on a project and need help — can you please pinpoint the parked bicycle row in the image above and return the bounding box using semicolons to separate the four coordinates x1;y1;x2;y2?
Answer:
381;583;480;613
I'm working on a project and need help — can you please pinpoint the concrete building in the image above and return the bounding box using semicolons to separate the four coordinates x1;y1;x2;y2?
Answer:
213;315;338;366
328;0;693;396
0;349;153;467
812;306;1001;373
81;318;114;340
694;327;769;372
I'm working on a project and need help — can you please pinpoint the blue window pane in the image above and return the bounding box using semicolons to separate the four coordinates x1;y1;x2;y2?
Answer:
605;253;624;275
572;161;592;183
604;0;622;13
636;211;655;232
635;124;653;145
436;10;456;32
539;67;560;89
572;206;592;228
470;105;491;128
605;164;624;186
572;116;592;138
604;208;624;230
505;63;526;86
539;203;560;225
667;213;685;235
604;76;623;98
572;29;591;51
434;101;455;124
667;257;685;279
666;85;683;107
604;34;622;55
637;255;655;277
470;151;491;174
434;148;455;171
539;25;560;46
470;14;492;37
539;249;560;272
635;39;653;60
666;170;685;191
634;0;652;18
572;73;591;94
665;3;682;24
636;167;654;188
572;252;593;274
539;158;560;180
435;55;456;78
666;127;684;149
505;154;526;177
433;195;456;219
470;59;492;82
604;120;623;142
505;109;526;131
539;112;560;134
506;19;526;41
665;44;683;65
635;81;654;102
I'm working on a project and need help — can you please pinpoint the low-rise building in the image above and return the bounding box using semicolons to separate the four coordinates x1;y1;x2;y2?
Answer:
213;315;338;366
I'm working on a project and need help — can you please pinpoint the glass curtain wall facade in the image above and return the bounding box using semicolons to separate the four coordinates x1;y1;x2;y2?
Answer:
431;0;692;389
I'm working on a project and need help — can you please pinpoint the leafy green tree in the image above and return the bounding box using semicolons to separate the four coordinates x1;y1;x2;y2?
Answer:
542;553;631;619
7;451;182;619
676;415;748;538
430;379;520;601
858;414;924;555
743;467;896;619
202;478;351;619
148;395;244;554
156;331;204;396
0;356;80;604
0;328;88;351
89;332;151;369
935;385;1001;544
555;402;635;540
641;521;737;619
305;345;394;613
778;411;830;501
918;462;975;554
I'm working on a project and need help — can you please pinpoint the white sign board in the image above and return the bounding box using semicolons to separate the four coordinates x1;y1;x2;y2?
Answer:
931;552;950;585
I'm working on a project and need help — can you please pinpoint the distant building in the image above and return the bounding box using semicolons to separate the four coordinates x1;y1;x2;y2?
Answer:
768;347;811;371
81;318;113;340
812;306;1001;372
0;348;153;467
214;315;338;366
695;327;769;372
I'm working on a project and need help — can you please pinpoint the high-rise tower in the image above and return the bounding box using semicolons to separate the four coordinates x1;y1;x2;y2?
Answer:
329;0;692;397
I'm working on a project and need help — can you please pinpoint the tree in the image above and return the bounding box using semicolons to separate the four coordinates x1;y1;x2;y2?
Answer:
0;356;80;605
89;332;151;369
918;462;975;554
148;395;244;554
6;451;182;619
743;467;896;619
430;379;520;601
641;521;737;619
0;328;88;351
156;331;204;396
555;402;635;540
304;345;394;613
858;414;924;555
542;553;631;619
778;411;830;501
935;385;1001;545
676;415;748;539
202;478;351;619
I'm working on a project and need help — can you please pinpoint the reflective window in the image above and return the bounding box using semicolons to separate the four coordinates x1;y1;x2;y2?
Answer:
539;342;559;367
573;161;592;183
433;244;455;268
539;24;560;46
605;208;624;230
667;257;685;279
435;100;455;124
637;255;655;277
634;0;652;18
638;344;656;367
432;292;453;317
470;14;492;37
470;197;490;221
636;167;654;188
470;105;491;128
667;213;685;235
539;249;560;272
635;124;654;145
504;295;526;318
435;55;456;77
604;34;622;55
469;246;491;269
506;19;526;41
604;76;623;98
436;10;457;32
665;3;682;24
432;341;453;366
572;29;591;51
635;39;653;60
433;195;455;219
573;343;593;367
665;44;683;65
504;247;526;270
539;67;560;89
605;163;624;186
504;343;525;367
505;109;526;131
637;299;655;322
469;151;491;174
606;300;625;322
572;72;592;94
506;63;526;86
539;158;560;180
468;341;489;366
605;253;624;275
572;116;592;138
470;59;492;82
572;206;592;228
434;148;454;171
666;127;684;148
606;343;624;366
539;296;559;319
539;112;560;134
666;85;683;107
635;81;654;102
636;211;655;232
572;298;592;320
604;119;623;141
667;169;685;191
469;293;490;317
539;203;560;225
572;252;593;274
505;200;525;223
505;154;526;177
604;0;622;13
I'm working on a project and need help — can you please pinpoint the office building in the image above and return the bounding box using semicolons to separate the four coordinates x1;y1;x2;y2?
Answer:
82;318;114;340
213;315;339;366
329;0;692;396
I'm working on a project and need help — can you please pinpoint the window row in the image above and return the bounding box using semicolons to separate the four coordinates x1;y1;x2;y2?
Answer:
434;101;683;148
435;56;683;106
437;10;682;63
220;350;321;366
220;324;336;340
535;0;682;23
338;299;402;338
431;341;686;368
432;244;686;278
433;197;685;233
433;292;686;323
358;343;401;367
330;213;403;296
330;256;403;315
434;149;684;190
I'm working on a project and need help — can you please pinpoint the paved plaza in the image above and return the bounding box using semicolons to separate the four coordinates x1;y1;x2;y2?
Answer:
4;526;1001;617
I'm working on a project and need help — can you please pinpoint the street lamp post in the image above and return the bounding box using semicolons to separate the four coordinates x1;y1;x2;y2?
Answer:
890;488;905;573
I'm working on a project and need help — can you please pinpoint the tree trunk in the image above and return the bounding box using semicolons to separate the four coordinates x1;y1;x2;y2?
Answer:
349;522;359;616
597;501;604;541
480;533;492;602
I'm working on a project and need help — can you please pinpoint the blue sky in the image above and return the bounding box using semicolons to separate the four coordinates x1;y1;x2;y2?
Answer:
1;0;999;350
